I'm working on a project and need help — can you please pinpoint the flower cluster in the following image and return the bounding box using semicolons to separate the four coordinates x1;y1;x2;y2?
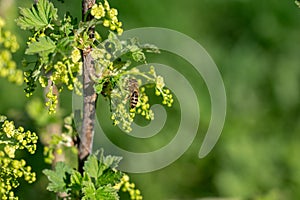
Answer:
91;0;123;35
101;66;174;133
23;70;37;97
95;64;174;133
155;77;173;107
32;57;82;114
0;116;38;200
135;87;154;120
149;67;174;107
0;18;19;52
49;58;82;93
111;103;134;133
1;120;38;155
16;0;84;113
45;85;58;114
114;174;143;200
71;47;81;63
107;77;135;133
91;32;171;133
126;66;174;110
0;17;23;85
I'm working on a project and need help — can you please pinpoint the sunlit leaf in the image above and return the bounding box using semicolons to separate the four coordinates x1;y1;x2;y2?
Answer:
16;0;58;31
43;162;72;193
83;154;99;179
82;180;97;200
95;186;119;200
25;36;56;56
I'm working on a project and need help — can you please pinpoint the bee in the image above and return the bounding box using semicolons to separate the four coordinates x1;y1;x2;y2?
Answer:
128;78;139;109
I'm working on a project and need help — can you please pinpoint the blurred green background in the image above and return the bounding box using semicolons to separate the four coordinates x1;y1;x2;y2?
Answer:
1;0;300;199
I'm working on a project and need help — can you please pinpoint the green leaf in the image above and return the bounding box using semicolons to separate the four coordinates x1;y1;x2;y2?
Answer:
83;151;122;180
70;170;82;184
43;162;72;193
97;150;122;175
95;186;119;200
83;154;99;179
25;36;56;56
69;170;82;190
56;37;74;55
60;14;76;36
16;0;58;31
68;171;83;199
82;180;97;200
103;155;122;169
94;82;104;94
96;169;123;187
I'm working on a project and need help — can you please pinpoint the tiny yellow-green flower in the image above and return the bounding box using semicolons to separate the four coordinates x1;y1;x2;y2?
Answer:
108;8;118;18
103;19;110;27
71;48;81;63
91;4;106;19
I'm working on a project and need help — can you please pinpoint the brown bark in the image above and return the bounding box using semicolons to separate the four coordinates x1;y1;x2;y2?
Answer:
78;0;97;172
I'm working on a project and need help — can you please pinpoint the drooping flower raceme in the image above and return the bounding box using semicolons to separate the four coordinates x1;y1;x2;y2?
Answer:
0;115;38;200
